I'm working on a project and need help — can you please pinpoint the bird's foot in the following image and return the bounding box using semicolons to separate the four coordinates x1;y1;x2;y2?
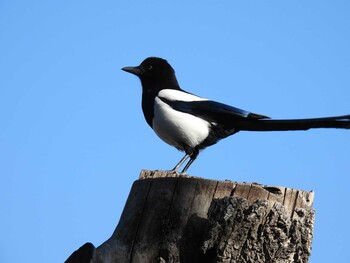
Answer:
166;169;180;175
178;172;190;178
165;169;190;178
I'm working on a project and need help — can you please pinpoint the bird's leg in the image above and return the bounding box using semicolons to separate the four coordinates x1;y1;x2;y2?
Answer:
181;148;199;174
169;153;190;173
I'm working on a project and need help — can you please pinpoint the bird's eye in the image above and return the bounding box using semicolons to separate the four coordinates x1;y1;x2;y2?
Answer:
147;65;153;71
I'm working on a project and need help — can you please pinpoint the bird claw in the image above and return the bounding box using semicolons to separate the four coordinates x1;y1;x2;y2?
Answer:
165;169;190;177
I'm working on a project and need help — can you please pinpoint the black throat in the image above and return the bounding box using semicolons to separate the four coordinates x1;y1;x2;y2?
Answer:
140;78;181;128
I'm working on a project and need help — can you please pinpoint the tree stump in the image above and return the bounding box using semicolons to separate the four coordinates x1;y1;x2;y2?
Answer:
65;170;315;263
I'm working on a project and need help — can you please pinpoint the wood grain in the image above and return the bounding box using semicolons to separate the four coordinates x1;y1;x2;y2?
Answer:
66;170;315;263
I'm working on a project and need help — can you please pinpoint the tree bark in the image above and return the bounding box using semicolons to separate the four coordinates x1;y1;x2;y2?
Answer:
65;170;315;263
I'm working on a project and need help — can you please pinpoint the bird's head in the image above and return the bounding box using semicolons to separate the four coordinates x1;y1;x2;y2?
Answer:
122;57;180;90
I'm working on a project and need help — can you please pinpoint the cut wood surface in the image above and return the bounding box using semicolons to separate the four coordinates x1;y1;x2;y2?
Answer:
65;170;315;263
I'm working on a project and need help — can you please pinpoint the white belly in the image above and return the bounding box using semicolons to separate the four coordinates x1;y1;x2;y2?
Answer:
152;97;210;151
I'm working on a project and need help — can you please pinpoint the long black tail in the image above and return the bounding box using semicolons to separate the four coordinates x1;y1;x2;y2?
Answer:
238;115;350;131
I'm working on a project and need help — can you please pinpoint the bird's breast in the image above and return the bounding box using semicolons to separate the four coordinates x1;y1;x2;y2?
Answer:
152;97;210;151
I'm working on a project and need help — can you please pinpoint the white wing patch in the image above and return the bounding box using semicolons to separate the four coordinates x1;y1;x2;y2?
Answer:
158;89;208;102
152;96;210;150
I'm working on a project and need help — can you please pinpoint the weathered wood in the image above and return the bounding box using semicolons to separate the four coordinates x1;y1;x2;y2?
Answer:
65;170;315;263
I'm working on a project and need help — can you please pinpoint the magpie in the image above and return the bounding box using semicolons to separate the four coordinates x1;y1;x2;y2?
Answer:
122;57;350;173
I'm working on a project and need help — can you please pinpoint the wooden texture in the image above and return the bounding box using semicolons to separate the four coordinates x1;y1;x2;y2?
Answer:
65;170;315;263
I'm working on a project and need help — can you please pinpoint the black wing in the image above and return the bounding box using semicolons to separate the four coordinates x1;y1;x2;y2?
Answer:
158;97;269;124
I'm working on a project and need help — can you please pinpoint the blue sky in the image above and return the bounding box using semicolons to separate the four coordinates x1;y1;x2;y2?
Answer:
1;1;349;262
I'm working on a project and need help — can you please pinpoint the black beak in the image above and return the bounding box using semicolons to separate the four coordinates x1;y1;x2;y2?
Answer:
122;66;142;76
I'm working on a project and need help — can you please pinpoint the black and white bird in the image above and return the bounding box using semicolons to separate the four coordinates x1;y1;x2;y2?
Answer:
122;57;350;173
